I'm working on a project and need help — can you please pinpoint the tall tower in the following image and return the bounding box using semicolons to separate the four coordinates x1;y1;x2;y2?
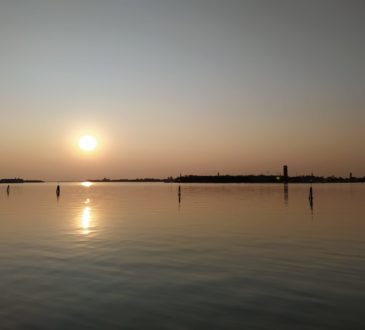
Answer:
283;165;288;182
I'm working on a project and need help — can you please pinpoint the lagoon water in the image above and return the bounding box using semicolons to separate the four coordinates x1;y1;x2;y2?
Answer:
0;183;365;329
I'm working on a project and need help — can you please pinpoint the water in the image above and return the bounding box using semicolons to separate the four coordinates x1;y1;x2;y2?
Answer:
1;183;365;329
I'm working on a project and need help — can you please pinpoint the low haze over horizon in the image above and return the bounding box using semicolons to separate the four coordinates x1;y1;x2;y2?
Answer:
1;0;364;181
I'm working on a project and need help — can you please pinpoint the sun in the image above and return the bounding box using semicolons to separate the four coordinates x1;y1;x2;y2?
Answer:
79;135;97;151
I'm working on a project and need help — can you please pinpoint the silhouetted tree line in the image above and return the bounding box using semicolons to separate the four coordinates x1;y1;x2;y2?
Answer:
2;175;364;184
0;178;43;183
166;174;365;183
89;175;365;184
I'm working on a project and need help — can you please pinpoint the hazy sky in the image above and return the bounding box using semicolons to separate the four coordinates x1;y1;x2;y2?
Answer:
0;0;364;180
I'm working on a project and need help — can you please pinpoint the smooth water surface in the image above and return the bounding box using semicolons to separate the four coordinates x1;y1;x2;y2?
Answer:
0;183;365;329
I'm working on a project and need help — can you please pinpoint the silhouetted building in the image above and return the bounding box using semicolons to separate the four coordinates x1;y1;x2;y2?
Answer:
283;165;288;182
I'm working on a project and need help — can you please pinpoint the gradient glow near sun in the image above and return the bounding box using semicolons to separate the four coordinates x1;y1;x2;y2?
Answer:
79;135;97;151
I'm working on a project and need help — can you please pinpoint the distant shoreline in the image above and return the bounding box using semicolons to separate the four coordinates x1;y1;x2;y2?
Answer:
88;175;365;184
2;175;364;184
0;179;44;184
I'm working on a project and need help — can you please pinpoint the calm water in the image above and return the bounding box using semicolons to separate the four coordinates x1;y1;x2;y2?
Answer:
0;183;365;329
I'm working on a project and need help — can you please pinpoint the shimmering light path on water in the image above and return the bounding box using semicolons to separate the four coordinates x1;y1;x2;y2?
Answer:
0;183;365;329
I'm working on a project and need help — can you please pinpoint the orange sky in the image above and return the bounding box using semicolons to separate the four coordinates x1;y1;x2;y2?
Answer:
1;1;364;180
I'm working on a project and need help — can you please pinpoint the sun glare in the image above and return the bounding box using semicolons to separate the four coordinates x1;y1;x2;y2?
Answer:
79;135;97;151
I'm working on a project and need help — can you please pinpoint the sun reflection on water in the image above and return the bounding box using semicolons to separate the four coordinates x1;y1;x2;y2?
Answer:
81;181;93;187
81;206;91;234
78;196;98;236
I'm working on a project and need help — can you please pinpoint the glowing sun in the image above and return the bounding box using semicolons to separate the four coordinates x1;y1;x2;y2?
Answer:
79;135;97;151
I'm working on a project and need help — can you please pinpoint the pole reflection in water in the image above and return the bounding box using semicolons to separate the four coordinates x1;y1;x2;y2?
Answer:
309;194;314;217
308;186;314;218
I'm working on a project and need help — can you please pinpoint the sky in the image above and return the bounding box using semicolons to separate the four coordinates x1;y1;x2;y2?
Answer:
0;0;364;180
